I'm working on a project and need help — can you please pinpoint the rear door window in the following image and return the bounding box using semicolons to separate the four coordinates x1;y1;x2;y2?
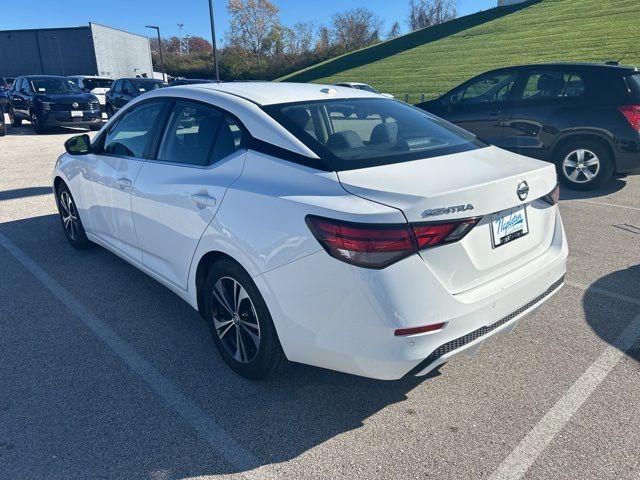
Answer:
156;101;244;166
519;71;585;100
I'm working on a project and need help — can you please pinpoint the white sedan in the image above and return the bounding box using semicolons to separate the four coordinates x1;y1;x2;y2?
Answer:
53;82;568;380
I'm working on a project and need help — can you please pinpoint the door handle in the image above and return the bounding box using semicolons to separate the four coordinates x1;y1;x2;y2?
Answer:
189;193;216;208
116;177;132;188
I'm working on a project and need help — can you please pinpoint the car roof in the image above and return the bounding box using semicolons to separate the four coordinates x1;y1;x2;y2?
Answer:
189;81;381;106
22;75;69;80
117;77;164;81
335;82;367;87
486;62;638;74
68;75;113;80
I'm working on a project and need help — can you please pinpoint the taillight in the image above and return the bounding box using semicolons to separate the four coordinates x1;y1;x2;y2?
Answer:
541;182;560;206
618;105;640;132
306;215;481;269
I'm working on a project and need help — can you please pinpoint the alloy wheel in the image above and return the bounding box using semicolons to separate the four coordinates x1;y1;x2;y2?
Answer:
59;190;79;241
562;149;600;184
30;111;39;130
211;276;261;363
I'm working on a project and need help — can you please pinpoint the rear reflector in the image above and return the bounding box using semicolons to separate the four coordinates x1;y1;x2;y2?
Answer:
618;105;640;132
306;215;481;269
541;182;560;205
395;322;446;336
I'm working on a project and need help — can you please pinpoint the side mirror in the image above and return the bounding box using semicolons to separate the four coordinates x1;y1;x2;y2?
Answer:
20;88;27;94
123;88;132;95
65;134;91;155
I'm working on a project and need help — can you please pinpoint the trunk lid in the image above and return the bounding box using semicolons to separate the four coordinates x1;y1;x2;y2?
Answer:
337;146;559;294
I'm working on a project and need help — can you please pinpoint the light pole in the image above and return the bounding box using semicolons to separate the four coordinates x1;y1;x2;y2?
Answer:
208;0;220;81
146;25;166;82
177;23;184;55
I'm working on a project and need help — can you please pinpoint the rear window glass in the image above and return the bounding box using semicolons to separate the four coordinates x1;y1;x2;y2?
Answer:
627;74;640;97
520;71;585;100
83;78;113;90
263;98;485;171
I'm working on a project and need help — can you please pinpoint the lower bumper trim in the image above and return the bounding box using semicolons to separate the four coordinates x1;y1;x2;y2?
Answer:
407;275;565;376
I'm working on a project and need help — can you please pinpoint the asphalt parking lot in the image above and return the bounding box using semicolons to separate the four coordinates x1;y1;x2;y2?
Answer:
1;116;639;480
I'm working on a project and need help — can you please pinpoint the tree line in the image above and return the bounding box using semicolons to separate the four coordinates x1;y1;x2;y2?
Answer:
151;0;456;81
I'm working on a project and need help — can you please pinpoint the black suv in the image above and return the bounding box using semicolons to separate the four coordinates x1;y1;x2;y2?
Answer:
417;63;640;190
105;78;164;117
9;76;102;133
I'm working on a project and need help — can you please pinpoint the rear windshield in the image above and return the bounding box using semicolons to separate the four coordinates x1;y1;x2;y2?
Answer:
30;79;81;94
263;98;485;171
83;78;113;90
627;74;640;98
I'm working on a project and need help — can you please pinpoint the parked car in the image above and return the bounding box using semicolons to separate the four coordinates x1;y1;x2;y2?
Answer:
8;76;102;133
0;105;5;136
416;63;640;190
0;77;14;107
105;78;165;117
169;78;215;86
334;82;394;98
53;83;567;380
67;76;113;112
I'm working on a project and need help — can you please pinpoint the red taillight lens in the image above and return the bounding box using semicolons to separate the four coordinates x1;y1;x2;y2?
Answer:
542;182;560;206
618;105;640;132
412;218;480;249
306;215;481;269
395;322;446;336
305;216;416;269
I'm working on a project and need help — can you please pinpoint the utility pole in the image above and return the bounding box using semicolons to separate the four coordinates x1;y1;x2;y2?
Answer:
208;0;220;81
178;23;184;54
185;34;191;54
145;25;165;82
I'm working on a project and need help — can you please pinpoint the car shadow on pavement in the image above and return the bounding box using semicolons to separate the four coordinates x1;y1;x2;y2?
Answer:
583;264;640;363
0;187;52;201
560;177;626;200
0;214;432;478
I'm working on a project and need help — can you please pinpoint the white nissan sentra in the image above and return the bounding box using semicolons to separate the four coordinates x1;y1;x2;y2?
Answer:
52;82;568;380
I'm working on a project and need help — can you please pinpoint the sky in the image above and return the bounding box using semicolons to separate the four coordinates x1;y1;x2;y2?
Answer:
2;0;496;43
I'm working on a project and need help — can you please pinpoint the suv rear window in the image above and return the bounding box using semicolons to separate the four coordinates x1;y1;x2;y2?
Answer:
263;98;485;171
626;74;640;98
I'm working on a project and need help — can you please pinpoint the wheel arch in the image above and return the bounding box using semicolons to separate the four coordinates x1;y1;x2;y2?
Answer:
194;250;248;316
551;131;616;170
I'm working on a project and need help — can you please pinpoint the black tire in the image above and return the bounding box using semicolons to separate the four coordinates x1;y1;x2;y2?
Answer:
55;182;93;249
556;140;614;191
203;259;288;380
9;108;22;126
30;110;46;134
89;124;102;131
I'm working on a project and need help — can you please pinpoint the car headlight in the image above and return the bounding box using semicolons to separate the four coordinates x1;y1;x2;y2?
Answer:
41;102;52;111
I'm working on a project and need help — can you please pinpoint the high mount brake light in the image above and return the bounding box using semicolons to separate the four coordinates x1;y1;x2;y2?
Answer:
541;183;560;206
619;105;640;132
306;215;481;269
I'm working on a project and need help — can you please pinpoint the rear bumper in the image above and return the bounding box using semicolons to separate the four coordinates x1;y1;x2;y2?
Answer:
255;208;568;380
614;149;640;174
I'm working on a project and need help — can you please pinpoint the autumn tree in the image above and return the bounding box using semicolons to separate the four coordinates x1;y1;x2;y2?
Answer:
330;7;382;53
386;21;402;40
226;0;280;69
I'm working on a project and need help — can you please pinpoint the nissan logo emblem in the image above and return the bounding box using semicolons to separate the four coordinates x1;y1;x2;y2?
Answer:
72;102;79;109
517;180;529;201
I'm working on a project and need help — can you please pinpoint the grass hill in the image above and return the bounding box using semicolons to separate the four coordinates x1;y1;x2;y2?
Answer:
279;0;640;102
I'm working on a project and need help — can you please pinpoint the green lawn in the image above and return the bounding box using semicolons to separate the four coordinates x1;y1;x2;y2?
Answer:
279;0;640;102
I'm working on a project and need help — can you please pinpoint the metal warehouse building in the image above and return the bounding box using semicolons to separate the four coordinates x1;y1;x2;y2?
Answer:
0;23;153;78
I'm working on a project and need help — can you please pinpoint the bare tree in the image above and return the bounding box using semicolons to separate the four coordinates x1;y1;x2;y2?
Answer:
330;8;382;53
283;21;314;56
315;25;331;55
386;21;402;40
226;0;280;68
409;0;457;31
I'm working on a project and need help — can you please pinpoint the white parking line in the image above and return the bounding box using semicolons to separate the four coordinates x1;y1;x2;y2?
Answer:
575;200;640;212
0;232;277;480
566;280;640;307
490;313;640;480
